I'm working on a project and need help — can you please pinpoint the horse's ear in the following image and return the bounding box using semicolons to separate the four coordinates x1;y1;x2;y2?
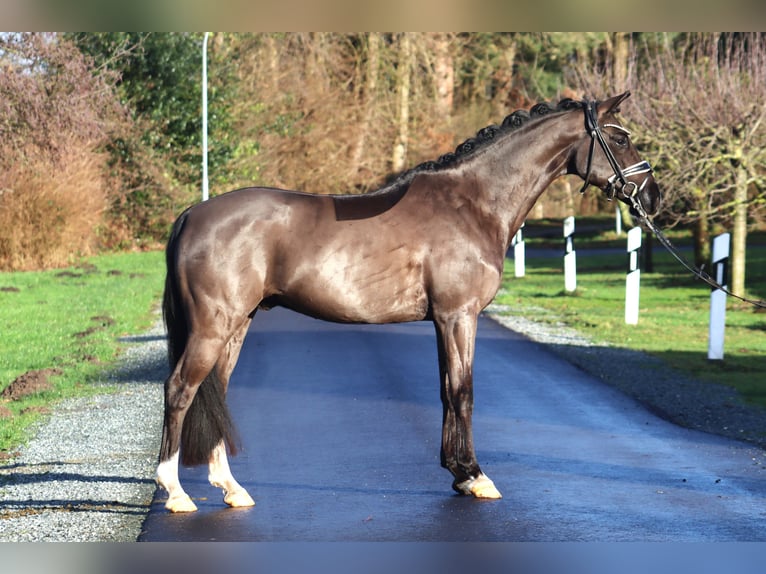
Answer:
598;91;631;116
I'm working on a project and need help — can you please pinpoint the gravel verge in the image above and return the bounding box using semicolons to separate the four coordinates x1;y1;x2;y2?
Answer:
0;319;166;542
1;302;764;541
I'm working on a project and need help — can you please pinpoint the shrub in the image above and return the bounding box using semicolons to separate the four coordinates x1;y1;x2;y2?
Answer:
0;33;126;269
0;146;107;270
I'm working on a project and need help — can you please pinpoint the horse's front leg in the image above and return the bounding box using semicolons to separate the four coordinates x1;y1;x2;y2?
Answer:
434;311;502;499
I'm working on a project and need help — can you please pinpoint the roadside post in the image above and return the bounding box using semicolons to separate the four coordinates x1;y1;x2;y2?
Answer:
708;233;730;360
625;226;642;324
563;216;576;292
512;223;525;278
615;206;623;235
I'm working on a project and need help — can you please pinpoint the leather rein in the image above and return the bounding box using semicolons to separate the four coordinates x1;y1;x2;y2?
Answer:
581;101;766;309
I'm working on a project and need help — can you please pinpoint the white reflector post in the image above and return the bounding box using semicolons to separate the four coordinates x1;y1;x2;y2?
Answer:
708;232;730;360
512;222;525;278
625;226;642;325
563;216;576;292
615;205;623;235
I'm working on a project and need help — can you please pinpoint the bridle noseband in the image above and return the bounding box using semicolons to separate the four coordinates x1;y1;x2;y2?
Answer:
579;100;653;210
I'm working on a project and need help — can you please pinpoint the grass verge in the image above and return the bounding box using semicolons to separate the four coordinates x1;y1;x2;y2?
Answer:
0;250;165;455
495;222;766;408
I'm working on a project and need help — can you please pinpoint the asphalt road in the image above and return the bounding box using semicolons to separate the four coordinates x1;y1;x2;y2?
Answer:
139;307;766;541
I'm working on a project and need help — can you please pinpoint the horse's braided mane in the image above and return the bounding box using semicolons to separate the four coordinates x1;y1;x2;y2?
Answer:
378;98;584;193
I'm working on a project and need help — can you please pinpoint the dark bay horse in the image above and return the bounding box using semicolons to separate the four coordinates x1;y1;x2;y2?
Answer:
157;92;661;512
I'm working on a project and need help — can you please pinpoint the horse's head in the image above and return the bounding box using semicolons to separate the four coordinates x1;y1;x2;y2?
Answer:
571;91;661;217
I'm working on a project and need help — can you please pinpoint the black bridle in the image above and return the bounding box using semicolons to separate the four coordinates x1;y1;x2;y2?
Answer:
580;100;653;201
580;100;766;309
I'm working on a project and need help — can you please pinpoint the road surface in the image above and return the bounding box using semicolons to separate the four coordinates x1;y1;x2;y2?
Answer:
139;307;766;541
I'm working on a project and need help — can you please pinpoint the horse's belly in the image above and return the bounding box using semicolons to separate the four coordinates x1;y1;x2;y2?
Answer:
277;264;429;324
336;282;429;324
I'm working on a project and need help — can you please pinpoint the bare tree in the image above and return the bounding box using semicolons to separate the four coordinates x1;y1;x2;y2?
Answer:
607;32;630;92
350;33;381;175
602;32;636;229
636;34;765;294
574;33;766;296
392;33;413;173
428;33;456;118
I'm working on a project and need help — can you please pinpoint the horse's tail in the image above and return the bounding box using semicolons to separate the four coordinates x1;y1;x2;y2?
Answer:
162;209;238;466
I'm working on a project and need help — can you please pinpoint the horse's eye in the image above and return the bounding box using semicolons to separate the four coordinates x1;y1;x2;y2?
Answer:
612;134;629;147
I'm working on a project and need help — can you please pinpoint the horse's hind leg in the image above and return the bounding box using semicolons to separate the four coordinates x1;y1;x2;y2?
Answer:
157;335;226;513
207;317;255;508
434;310;502;499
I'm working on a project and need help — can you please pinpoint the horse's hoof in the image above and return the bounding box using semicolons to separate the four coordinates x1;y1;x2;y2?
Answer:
455;474;503;499
224;489;255;508
470;475;502;499
166;494;198;513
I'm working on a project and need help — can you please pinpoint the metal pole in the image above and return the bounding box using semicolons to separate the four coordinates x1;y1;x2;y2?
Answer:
201;32;209;202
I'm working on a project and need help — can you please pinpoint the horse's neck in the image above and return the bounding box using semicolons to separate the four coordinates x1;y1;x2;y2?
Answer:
467;113;581;246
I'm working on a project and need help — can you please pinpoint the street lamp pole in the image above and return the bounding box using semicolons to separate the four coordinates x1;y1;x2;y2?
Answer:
202;32;209;202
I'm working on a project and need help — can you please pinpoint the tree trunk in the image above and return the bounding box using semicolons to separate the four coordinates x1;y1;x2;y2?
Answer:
617;201;633;230
430;33;454;118
563;178;575;217
492;37;517;117
392;33;413;173
643;230;654;273
265;34;280;90
731;162;748;294
350;33;381;174
611;32;630;92
693;212;711;268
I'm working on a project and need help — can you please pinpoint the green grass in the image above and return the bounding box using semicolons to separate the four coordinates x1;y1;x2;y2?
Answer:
496;223;766;407
0;250;165;454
